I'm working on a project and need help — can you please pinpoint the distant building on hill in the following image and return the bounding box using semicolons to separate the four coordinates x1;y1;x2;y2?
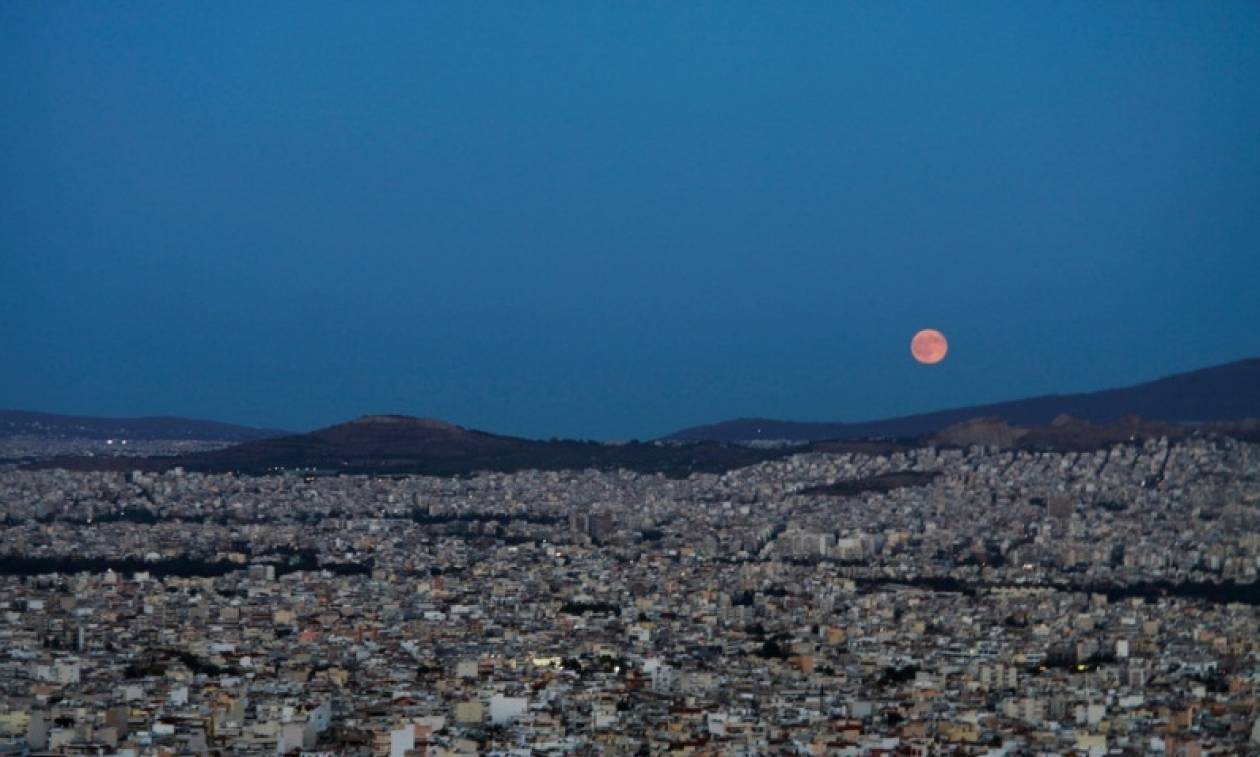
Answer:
570;509;615;542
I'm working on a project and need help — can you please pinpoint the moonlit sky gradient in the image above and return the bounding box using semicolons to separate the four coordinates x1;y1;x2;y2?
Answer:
3;3;1259;439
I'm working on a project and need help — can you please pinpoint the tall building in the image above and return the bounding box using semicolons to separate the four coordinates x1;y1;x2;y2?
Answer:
1048;495;1073;520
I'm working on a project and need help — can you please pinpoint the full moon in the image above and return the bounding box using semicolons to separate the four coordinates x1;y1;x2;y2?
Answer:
910;329;948;364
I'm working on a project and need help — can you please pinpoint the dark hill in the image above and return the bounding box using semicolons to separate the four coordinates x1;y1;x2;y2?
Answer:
0;409;287;442
40;415;794;478
665;357;1260;442
186;415;522;470
929;414;1194;452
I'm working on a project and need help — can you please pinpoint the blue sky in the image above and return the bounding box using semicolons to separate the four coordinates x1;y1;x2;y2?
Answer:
3;2;1258;439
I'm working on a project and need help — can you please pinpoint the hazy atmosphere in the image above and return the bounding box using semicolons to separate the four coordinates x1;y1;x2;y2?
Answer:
4;3;1258;439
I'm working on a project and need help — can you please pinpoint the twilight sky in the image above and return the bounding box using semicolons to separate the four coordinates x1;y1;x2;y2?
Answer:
3;3;1259;440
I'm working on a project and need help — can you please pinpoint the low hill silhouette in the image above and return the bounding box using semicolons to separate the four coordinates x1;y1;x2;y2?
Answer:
665;357;1260;443
38;414;795;478
0;409;287;442
24;358;1260;477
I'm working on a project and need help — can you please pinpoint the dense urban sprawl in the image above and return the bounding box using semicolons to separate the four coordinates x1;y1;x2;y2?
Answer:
1;436;1258;754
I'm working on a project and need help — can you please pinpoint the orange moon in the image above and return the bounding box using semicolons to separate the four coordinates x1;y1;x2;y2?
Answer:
910;329;948;364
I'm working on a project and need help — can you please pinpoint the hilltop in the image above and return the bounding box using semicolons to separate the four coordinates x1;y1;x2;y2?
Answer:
35;414;795;478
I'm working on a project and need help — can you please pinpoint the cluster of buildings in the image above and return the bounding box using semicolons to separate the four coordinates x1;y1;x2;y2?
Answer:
0;435;1257;754
0;437;230;463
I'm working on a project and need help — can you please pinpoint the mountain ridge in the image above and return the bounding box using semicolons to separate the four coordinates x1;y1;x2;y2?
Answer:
16;357;1260;476
34;415;792;478
665;357;1260;442
0;409;288;443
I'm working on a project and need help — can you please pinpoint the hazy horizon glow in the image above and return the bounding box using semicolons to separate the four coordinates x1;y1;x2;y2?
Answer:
3;3;1259;438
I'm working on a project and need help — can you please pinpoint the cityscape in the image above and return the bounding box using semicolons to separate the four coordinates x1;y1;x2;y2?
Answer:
1;428;1257;754
5;2;1260;755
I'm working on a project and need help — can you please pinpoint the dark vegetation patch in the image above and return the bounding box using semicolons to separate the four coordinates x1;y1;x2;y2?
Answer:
0;552;371;579
560;600;620;616
124;647;234;679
